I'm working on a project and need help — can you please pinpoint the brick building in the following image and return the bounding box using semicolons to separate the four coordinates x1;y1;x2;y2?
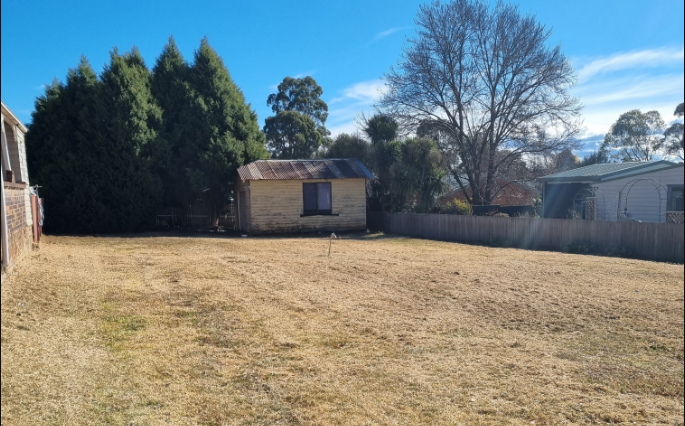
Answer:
1;100;35;277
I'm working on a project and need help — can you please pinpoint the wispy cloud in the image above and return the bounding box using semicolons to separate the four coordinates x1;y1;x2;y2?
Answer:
571;46;685;149
372;27;410;42
578;74;684;105
267;70;320;91
330;80;386;104
327;80;387;137
577;47;684;82
293;69;318;79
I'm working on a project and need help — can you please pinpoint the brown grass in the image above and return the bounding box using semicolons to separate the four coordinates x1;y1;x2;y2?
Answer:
2;233;683;425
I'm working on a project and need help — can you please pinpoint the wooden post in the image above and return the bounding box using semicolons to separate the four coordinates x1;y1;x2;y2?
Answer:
31;194;38;243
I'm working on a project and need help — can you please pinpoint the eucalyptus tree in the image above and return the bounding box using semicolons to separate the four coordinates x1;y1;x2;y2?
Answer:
264;111;323;159
602;109;665;162
379;0;581;205
323;133;371;166
264;76;330;158
664;103;684;161
267;76;329;128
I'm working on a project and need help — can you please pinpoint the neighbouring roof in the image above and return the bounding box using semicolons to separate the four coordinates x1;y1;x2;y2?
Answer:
1;100;28;133
538;161;682;183
237;159;374;181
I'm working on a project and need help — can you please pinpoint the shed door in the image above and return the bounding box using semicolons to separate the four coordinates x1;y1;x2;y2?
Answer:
239;191;248;232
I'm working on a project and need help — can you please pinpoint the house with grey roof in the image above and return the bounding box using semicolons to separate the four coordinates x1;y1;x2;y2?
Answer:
234;159;374;234
538;161;684;223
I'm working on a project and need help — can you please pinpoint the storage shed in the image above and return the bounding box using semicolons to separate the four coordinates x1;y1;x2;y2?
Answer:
235;159;373;234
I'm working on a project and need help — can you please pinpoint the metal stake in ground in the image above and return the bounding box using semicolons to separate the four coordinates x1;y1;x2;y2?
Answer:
328;233;337;257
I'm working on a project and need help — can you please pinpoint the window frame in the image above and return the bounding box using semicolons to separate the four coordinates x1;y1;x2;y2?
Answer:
302;182;334;216
667;184;684;212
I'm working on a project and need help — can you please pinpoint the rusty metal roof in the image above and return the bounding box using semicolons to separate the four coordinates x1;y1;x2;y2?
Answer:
237;159;373;181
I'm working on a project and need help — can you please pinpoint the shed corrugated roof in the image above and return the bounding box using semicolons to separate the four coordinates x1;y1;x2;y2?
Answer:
538;161;681;182
237;159;374;181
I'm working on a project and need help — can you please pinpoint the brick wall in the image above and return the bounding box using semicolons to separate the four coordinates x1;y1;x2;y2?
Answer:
1;184;33;274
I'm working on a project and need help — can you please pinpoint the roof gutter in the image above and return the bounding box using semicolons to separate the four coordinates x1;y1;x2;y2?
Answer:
0;101;28;134
537;162;682;184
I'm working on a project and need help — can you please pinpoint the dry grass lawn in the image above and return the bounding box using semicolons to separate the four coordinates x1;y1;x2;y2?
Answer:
1;233;683;425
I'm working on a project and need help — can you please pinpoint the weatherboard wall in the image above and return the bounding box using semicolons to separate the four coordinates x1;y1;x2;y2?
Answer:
594;165;683;222
239;178;367;234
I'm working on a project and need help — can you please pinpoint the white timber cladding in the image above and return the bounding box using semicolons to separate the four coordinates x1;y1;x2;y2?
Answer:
594;165;684;223
243;178;367;233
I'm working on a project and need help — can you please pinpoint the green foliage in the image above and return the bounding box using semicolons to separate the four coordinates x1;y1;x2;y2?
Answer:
264;111;323;159
265;76;330;158
606;244;632;258
323;133;371;165
267;76;329;128
564;241;597;255
27;51;162;233
663;103;684;161
368;137;447;212
579;149;611;167
493;212;509;218
151;37;193;207
489;237;511;248
432;199;473;215
98;47;164;232
184;38;268;215
362;114;398;145
26;37;268;233
602;109;665;162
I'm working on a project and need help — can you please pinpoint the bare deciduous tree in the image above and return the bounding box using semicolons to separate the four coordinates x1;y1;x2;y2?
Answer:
379;0;582;205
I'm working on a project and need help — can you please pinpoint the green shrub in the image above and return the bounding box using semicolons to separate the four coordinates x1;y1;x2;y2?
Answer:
490;237;511;247
606;244;632;258
564;241;597;254
432;200;473;216
493;212;509;218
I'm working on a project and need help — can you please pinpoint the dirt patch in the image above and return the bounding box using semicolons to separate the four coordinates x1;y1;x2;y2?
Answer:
2;234;683;425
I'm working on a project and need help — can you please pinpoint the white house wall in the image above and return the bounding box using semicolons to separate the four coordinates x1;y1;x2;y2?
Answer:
595;165;684;223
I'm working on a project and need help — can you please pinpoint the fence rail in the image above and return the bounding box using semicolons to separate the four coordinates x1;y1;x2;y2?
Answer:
368;212;684;263
156;203;236;230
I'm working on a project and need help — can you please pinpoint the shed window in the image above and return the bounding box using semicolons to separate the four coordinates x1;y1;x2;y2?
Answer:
668;186;684;212
303;182;332;215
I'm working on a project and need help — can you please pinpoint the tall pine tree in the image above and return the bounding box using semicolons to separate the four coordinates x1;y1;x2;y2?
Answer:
27;38;267;232
27;57;108;232
151;37;193;208
97;47;163;232
184;37;267;221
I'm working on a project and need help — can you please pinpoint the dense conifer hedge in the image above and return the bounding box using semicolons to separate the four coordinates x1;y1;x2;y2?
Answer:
26;37;267;233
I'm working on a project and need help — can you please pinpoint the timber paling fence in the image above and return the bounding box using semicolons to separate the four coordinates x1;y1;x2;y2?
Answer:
367;212;684;263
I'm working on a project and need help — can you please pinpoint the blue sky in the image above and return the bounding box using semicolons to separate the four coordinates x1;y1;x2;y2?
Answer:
2;0;683;157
